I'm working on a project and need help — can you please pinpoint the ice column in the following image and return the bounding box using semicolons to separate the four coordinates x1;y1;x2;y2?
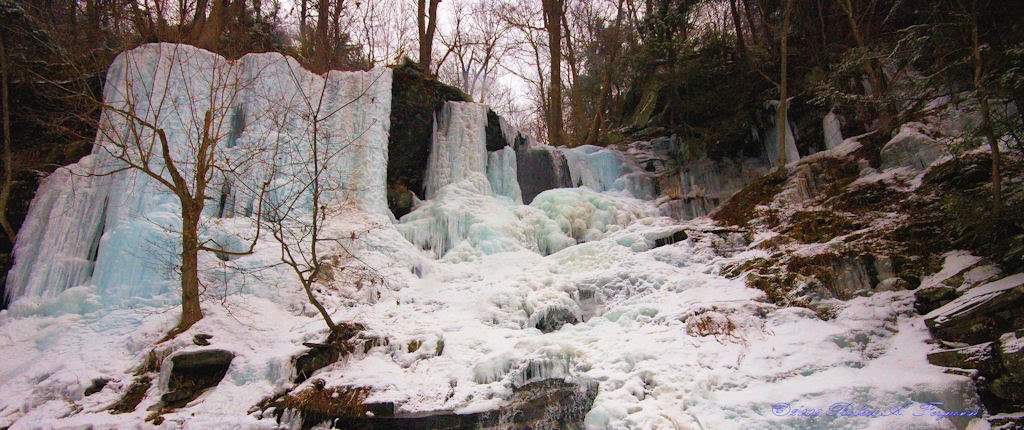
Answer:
486;146;523;203
423;101;489;200
823;110;844;150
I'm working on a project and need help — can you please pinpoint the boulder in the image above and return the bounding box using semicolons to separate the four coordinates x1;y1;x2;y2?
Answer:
653;229;688;248
320;378;599;430
295;323;364;383
516;144;573;204
926;342;1000;376
999;331;1024;381
880;123;945;170
160;349;234;408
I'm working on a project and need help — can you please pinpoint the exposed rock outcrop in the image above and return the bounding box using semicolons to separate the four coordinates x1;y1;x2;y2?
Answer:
270;378;598;430
160;349;235;408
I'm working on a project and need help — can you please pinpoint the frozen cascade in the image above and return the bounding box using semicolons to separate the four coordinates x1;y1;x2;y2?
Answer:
5;43;393;307
763;100;801;166
423;101;489;200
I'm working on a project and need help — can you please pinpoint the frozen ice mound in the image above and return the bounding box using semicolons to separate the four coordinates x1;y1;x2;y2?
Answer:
397;173;574;258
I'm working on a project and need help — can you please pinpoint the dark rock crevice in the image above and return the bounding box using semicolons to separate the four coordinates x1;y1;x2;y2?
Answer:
160;349;235;408
386;62;471;219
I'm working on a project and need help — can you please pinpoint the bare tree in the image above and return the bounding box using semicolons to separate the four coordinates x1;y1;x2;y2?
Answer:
541;0;564;146
776;0;793;167
585;0;626;146
500;0;554;141
835;0;894;134
436;0;511;103
963;0;1002;213
355;0;417;66
0;32;16;244
263;61;388;332
88;46;268;333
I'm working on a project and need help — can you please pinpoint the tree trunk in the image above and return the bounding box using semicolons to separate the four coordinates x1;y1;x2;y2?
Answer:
542;0;564;147
315;0;330;71
417;0;440;72
0;33;16;244
776;0;793;168
740;0;760;49
300;0;308;38
970;1;1002;213
837;0;891;134
560;9;582;146
587;0;625;146
178;204;203;331
728;0;748;63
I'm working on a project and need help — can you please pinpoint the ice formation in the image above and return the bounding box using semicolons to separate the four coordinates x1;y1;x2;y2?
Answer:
0;43;986;430
486;146;523;203
423;102;489;200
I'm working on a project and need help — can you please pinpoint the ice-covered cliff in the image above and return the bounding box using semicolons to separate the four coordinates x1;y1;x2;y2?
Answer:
5;43;393;308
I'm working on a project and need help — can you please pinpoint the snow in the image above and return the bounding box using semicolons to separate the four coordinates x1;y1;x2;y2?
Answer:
0;43;985;430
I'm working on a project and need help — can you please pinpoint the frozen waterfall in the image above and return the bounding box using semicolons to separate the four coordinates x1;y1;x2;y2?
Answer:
4;43;393;307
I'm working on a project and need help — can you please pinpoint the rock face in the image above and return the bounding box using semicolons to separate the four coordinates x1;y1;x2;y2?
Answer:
294;323;363;383
314;378;599;430
915;285;960;314
927;342;1000;376
515;141;573;204
160;349;234;408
